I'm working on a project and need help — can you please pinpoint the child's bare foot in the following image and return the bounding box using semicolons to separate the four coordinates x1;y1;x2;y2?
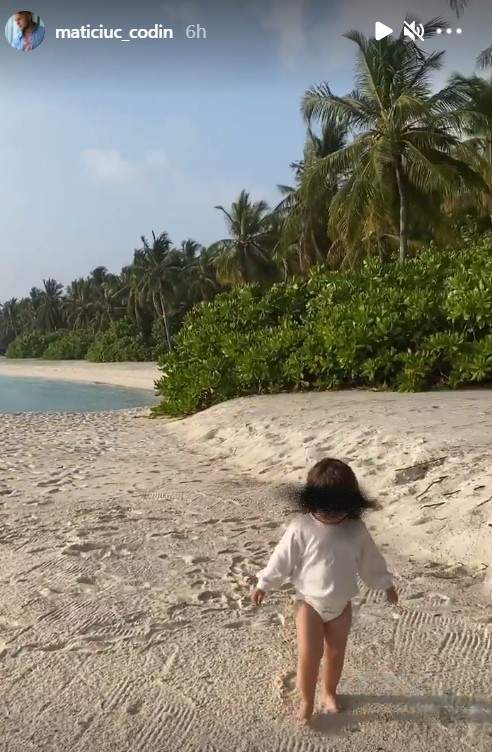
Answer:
323;691;343;714
297;700;314;726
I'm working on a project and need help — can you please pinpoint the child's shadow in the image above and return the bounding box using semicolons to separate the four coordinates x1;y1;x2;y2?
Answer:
310;693;492;735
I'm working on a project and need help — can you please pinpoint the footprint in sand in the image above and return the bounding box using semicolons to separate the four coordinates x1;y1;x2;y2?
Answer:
243;541;267;551
223;620;247;629
126;700;143;715
196;590;222;603
67;636;114;653
251;609;286;630
277;670;297;698
404;592;425;601
167;603;189;618
428;593;453;607
62;541;106;556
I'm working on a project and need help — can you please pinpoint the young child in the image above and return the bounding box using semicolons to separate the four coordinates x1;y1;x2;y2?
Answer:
250;457;398;726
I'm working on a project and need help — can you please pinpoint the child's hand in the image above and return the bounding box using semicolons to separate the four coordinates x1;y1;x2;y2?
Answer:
251;588;266;605
386;586;398;604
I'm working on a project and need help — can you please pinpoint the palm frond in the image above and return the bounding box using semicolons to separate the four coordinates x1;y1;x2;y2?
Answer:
478;45;492;70
449;0;468;16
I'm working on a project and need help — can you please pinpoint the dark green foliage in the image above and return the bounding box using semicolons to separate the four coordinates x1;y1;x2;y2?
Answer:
6;330;93;360
7;331;53;358
86;319;152;363
154;242;492;416
42;331;93;360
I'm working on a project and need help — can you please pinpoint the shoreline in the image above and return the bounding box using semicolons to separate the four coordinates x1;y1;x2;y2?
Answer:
0;358;160;392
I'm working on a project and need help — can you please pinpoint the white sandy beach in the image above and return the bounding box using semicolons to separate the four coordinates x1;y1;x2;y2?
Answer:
0;365;491;750
0;358;159;391
170;389;492;575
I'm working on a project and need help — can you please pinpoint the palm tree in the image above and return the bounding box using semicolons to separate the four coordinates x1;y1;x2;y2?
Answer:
189;246;223;302
131;231;182;351
37;278;63;332
209;190;281;285
447;73;492;220
302;23;485;261
179;239;201;264
93;269;121;329
119;265;143;326
26;287;43;330
275;116;349;273
175;240;222;304
64;278;97;330
0;299;20;341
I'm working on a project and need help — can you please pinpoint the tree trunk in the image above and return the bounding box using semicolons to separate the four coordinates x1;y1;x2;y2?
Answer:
488;131;492;226
159;292;172;352
310;229;324;266
394;158;408;262
8;313;17;338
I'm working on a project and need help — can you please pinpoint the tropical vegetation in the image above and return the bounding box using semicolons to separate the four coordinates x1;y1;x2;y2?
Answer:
2;15;492;412
153;238;492;415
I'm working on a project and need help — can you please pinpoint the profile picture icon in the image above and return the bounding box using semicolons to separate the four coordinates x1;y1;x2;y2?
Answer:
5;10;45;51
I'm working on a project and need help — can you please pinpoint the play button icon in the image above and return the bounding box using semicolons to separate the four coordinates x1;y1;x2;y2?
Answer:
375;21;393;40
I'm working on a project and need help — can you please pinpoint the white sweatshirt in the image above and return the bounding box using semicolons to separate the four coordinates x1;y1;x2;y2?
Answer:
255;512;393;600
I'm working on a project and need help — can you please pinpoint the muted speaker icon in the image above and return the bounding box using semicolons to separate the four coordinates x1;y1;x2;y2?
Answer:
403;20;425;42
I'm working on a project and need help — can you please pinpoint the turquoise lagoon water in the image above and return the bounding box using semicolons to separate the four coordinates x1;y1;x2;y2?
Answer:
0;374;157;413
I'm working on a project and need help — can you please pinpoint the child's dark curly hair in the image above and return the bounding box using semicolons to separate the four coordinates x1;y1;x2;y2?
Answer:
290;457;376;518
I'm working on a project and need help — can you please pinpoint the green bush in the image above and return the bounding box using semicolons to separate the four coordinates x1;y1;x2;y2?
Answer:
7;332;47;358
154;243;492;416
448;335;492;387
42;331;93;360
86;319;152;362
7;331;63;358
6;330;93;359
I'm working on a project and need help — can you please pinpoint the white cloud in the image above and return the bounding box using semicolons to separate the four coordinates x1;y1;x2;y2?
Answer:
82;148;171;185
82;149;136;184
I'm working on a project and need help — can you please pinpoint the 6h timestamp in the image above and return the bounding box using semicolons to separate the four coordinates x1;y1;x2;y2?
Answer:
185;24;207;39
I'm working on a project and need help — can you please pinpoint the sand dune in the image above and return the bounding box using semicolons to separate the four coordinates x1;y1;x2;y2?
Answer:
0;389;491;750
170;389;492;576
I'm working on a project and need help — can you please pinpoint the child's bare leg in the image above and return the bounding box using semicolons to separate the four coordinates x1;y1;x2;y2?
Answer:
322;601;352;713
295;601;325;725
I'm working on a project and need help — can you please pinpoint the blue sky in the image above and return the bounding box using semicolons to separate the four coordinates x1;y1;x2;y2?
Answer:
1;0;492;299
